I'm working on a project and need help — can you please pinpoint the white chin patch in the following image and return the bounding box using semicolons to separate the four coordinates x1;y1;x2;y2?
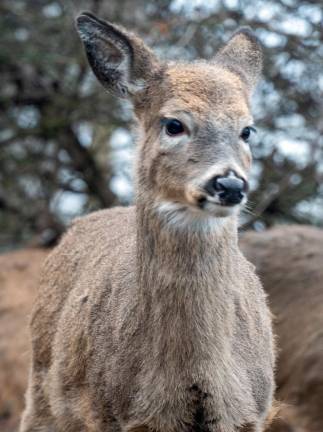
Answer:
203;201;238;217
155;200;237;232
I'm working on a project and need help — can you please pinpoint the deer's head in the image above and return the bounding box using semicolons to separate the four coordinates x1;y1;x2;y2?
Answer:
77;13;262;223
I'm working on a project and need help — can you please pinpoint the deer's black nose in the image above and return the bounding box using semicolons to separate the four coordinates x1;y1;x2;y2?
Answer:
205;175;248;206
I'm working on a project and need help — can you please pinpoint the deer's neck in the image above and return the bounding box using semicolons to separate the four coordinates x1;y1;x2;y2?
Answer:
136;199;240;320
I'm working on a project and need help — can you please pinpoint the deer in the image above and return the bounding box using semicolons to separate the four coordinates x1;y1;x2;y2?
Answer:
19;12;275;432
241;225;323;432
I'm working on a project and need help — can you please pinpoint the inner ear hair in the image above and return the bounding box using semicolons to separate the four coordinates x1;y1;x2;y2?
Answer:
214;27;263;92
76;12;159;99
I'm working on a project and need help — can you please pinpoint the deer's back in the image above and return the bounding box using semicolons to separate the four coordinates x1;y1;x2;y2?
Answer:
241;225;323;432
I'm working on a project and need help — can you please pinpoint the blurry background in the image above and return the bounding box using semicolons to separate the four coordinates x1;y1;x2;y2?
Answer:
1;0;322;250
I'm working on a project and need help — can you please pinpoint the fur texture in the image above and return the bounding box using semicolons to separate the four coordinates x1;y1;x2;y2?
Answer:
241;226;323;432
20;12;275;432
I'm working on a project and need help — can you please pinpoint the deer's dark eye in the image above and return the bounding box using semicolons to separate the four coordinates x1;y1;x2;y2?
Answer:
240;126;256;142
163;118;185;136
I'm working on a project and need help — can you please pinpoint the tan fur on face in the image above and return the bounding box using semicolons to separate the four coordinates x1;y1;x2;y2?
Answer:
135;62;253;217
165;63;249;114
20;13;275;432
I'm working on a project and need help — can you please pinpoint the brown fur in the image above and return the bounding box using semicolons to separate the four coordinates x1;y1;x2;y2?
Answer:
19;13;275;432
1;227;322;431
241;226;323;432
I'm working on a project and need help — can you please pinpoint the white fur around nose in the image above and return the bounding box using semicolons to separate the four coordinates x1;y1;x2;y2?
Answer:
155;200;229;232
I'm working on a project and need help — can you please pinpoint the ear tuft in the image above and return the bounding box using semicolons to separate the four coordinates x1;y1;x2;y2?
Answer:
214;27;263;92
76;12;159;99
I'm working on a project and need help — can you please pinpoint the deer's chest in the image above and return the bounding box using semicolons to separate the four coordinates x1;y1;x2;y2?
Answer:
125;358;268;432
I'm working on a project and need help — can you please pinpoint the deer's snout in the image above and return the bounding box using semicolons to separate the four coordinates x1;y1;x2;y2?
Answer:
204;173;248;206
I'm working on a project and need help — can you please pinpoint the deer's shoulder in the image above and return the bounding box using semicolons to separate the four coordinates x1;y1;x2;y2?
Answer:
38;206;136;297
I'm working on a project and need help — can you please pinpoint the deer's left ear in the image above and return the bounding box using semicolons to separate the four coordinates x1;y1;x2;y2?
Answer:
214;28;263;92
76;12;160;99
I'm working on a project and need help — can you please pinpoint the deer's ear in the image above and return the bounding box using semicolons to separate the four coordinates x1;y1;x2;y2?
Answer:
214;28;263;92
76;12;159;99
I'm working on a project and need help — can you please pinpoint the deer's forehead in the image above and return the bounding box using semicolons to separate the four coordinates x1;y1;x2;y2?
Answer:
162;64;250;117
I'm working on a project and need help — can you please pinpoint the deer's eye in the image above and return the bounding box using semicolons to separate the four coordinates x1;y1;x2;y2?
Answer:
163;118;185;136
240;126;256;142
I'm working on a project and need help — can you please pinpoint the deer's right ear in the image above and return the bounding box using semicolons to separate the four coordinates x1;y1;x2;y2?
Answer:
76;12;159;99
214;27;263;93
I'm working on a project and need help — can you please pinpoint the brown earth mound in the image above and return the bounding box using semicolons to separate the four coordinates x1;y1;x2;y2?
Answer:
0;248;49;432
